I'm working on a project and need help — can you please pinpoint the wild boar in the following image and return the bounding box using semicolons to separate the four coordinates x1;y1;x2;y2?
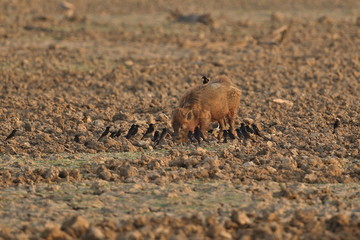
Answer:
172;76;241;140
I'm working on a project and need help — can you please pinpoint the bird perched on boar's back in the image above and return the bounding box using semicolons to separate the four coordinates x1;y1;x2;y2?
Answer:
172;76;241;141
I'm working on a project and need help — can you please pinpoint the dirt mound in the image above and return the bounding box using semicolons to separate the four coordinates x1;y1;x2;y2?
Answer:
1;149;358;188
5;212;355;239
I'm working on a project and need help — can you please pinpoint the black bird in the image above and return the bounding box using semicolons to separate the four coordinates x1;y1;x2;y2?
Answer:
110;131;117;138
202;76;210;84
4;129;17;141
245;125;255;134
251;124;262;137
74;134;80;143
208;122;220;135
141;123;155;140
152;130;160;142
236;128;242;139
187;131;195;143
222;130;228;143
125;124;139;139
114;129;122;137
227;130;236;140
156;128;168;146
240;123;250;139
98;126;110;141
333;118;340;134
194;127;207;144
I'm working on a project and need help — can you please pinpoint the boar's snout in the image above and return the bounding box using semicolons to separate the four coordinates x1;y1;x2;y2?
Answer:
172;107;195;141
172;123;182;141
172;121;187;141
172;131;180;141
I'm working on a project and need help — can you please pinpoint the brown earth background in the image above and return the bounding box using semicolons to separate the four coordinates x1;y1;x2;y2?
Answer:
0;0;360;239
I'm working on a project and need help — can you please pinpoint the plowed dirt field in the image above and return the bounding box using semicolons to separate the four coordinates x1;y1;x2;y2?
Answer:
0;0;359;239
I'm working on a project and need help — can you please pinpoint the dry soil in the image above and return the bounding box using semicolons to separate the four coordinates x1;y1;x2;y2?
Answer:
0;0;359;239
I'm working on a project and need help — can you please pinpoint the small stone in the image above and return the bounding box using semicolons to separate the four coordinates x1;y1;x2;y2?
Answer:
266;166;277;173
192;147;207;156
82;114;92;123
61;216;90;238
42;224;72;240
281;157;297;170
84;139;104;151
242;161;256;167
271;12;285;22
23;122;33;132
273;98;294;107
156;113;169;122
91;181;108;195
112;112;128;121
136;140;149;148
201;156;220;169
92;120;104;127
231;210;252;225
243;118;254;125
304;173;317;182
46;185;61;191
42;167;60;180
166;192;178;198
60;1;75;18
327;165;343;177
169;149;180;157
40;133;53;142
85;227;105;240
22;142;31;148
327;214;350;232
294;209;317;223
124;230;142;240
105;138;119;148
119;165;138;178
318;16;334;24
264;212;279;221
124;60;134;67
208;224;231;239
266;141;274;148
2;170;12;180
69;169;81;180
121;140;138;152
97;165;112;181
77;124;87;132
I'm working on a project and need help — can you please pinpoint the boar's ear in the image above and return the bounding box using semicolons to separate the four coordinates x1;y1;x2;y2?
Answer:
173;108;184;118
174;108;185;117
180;108;187;117
186;110;193;121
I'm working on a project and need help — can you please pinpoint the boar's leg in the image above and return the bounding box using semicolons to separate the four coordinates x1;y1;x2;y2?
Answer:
217;118;226;140
199;111;211;140
227;112;237;137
